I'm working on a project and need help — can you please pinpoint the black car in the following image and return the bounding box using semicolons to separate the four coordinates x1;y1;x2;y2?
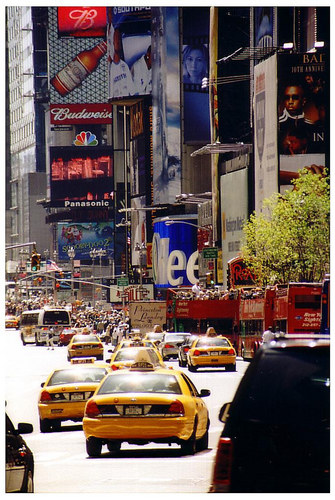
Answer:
6;413;34;493
178;335;199;367
210;335;330;493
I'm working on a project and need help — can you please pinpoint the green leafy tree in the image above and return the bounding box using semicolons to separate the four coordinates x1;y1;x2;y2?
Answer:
241;168;330;285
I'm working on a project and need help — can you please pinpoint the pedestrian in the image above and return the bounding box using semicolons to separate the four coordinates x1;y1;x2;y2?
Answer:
192;281;201;298
104;323;112;345
46;327;55;350
262;326;275;343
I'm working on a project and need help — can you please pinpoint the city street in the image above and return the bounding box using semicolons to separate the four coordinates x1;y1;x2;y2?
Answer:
4;328;249;494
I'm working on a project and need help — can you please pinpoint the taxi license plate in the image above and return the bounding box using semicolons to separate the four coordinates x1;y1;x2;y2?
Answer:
71;393;84;401
211;358;219;362
211;351;219;356
125;405;142;415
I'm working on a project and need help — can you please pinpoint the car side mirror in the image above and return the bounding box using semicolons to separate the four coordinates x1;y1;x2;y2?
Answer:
106;359;111;363
17;422;33;434
199;389;211;397
41;382;45;388
218;402;231;423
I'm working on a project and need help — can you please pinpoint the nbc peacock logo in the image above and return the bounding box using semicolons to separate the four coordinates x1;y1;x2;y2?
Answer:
73;131;98;146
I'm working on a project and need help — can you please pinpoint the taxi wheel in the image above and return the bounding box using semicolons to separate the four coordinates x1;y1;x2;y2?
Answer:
180;419;197;456
196;428;209;452
187;363;197;372
86;437;102;457
107;440;121;454
226;364;236;372
40;418;52;433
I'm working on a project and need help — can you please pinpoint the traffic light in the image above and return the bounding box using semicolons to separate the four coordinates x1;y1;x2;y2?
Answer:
206;271;214;288
31;252;41;271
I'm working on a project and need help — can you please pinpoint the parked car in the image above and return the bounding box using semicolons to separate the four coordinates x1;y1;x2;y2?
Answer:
159;332;192;360
6;413;34;492
209;334;330;493
178;335;199;367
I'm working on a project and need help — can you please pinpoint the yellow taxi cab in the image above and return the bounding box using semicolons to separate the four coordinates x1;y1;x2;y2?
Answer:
109;346;166;370
187;335;236;372
5;315;19;329
67;333;104;361
113;337;156;352
38;358;110;432
82;352;211;457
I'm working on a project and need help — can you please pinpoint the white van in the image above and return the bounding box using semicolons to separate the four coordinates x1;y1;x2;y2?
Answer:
20;307;71;346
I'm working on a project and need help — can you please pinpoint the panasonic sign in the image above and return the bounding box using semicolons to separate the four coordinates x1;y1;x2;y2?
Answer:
152;217;199;288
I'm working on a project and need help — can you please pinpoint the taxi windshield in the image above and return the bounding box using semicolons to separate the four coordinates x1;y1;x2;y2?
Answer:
196;337;230;347
114;348;160;364
165;334;190;342
72;335;98;343
98;373;182;394
48;368;107;385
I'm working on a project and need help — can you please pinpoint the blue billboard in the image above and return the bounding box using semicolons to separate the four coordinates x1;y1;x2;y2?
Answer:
152;217;199;288
57;222;114;261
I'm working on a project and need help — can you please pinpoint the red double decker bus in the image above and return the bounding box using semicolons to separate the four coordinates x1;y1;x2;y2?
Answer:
239;283;322;359
166;282;322;360
166;287;240;349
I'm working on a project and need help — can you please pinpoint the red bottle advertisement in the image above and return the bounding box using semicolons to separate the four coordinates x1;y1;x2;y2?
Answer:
51;41;107;96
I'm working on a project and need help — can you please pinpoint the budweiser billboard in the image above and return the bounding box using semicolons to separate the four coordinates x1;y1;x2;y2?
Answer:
50;104;113;125
57;7;107;37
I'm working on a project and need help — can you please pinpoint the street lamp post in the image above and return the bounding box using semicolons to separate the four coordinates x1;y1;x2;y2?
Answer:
89;248;98;308
43;249;49;301
67;246;75;302
97;248;107;302
135;242;147;300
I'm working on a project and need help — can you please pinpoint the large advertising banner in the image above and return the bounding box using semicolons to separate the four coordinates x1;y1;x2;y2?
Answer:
221;168;249;288
254;7;274;50
152;216;198;288
151;7;181;205
254;54;278;213
50;146;114;208
182;7;210;143
48;7;107;103
278;52;326;193
57;222;114;261
107;7;152;99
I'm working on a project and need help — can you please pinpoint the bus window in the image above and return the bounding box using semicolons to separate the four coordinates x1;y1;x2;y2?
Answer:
43;310;71;326
294;294;321;310
20;312;39;326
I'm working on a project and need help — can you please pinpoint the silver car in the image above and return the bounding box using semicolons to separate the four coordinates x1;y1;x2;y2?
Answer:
160;332;192;360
